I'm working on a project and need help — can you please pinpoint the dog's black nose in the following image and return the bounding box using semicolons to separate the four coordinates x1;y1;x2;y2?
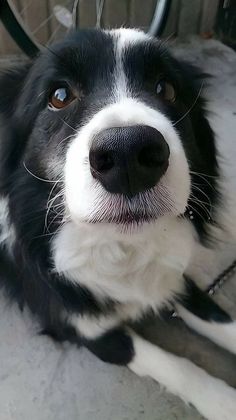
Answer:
89;125;170;196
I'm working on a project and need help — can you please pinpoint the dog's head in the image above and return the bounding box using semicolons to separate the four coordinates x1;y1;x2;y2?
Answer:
0;29;218;243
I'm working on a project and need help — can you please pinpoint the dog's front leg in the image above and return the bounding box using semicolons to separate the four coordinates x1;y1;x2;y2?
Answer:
176;278;236;355
129;332;236;420
77;316;236;420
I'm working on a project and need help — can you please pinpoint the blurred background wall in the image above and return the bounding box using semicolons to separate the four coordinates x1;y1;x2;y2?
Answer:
0;0;224;55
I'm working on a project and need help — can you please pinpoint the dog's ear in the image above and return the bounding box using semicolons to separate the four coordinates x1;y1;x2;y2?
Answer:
172;58;220;240
177;60;217;167
0;62;32;119
0;62;33;190
167;57;217;175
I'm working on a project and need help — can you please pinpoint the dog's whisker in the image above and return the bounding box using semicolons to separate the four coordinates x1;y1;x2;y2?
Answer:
88;185;176;225
189;197;212;220
173;82;204;127
57;116;77;133
190;171;217;191
189;170;217;179
57;133;76;147
189;191;215;209
44;187;66;233
23;161;60;184
191;183;212;204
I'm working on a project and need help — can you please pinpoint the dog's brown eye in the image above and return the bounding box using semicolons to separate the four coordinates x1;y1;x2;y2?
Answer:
156;80;176;102
49;86;75;110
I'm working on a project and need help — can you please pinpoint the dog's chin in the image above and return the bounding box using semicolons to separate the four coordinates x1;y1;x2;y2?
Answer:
86;206;180;234
67;187;187;234
87;212;158;233
79;209;181;235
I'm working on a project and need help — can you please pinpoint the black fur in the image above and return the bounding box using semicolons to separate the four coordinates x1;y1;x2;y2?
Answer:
179;278;232;323
83;328;135;365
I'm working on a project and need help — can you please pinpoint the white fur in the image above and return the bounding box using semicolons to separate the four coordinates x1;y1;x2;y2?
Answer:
176;304;236;355
71;302;149;339
53;217;194;312
109;28;150;46
71;314;120;339
110;29;150;100
129;332;236;420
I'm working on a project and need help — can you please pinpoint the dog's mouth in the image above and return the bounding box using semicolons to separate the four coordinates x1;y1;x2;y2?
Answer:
87;184;177;229
89;209;157;227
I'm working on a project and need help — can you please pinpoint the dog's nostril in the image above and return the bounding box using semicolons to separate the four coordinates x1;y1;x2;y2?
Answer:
138;143;170;168
138;146;160;168
90;150;114;172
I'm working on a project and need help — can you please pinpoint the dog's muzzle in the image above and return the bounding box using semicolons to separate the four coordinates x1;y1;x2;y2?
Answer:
89;125;170;196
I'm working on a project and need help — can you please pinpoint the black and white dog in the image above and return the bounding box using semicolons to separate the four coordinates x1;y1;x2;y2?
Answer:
0;28;236;419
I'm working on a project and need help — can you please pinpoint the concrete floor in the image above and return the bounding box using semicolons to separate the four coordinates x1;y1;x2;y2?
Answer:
0;37;236;420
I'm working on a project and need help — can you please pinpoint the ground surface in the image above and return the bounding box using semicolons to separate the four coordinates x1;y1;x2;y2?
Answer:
0;37;236;420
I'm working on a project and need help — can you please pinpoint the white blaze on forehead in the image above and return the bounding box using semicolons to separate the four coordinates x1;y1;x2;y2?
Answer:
109;28;151;100
110;28;150;45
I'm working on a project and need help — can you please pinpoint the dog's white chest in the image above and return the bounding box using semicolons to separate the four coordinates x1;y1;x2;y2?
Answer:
52;217;194;309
